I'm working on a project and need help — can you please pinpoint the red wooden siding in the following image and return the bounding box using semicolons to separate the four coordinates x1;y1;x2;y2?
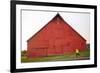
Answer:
27;14;86;58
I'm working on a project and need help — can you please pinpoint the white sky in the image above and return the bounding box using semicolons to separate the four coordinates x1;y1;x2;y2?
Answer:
22;10;90;50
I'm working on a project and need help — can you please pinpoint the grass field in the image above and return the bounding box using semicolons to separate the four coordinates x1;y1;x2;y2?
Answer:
21;49;90;63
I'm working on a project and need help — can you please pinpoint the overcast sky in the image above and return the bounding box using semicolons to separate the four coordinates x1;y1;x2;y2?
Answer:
22;10;90;50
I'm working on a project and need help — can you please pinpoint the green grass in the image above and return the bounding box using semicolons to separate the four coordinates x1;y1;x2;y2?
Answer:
21;49;90;63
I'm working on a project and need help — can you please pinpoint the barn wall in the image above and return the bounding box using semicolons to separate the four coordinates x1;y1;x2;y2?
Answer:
27;14;86;58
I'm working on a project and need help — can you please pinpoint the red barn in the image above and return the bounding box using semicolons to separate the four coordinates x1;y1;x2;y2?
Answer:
27;14;86;58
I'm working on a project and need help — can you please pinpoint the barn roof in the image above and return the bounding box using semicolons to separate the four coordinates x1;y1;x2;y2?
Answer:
27;13;86;42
